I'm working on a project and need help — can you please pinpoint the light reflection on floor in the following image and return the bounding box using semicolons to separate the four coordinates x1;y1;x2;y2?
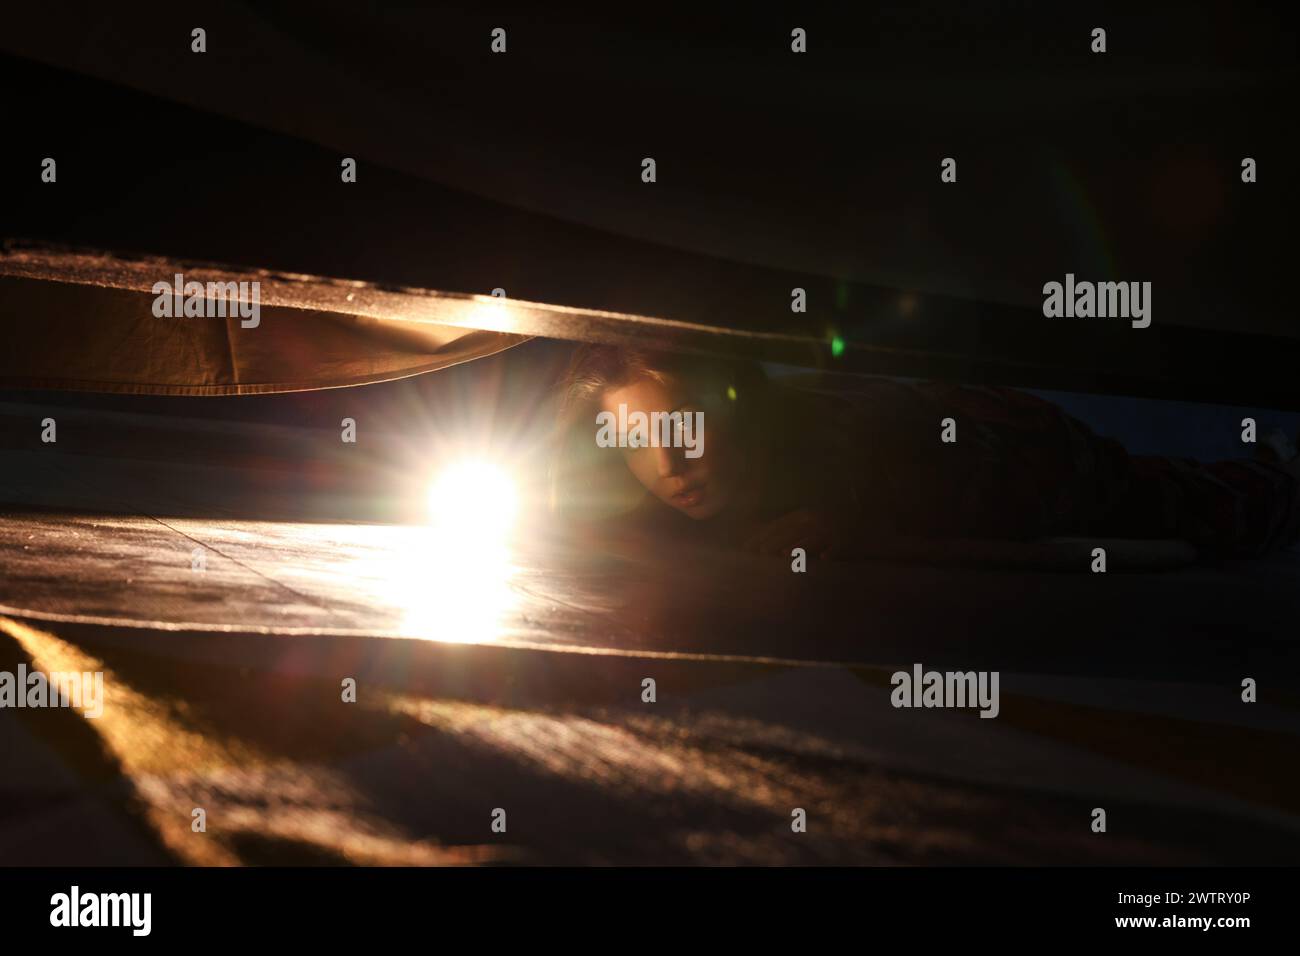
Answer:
351;527;519;643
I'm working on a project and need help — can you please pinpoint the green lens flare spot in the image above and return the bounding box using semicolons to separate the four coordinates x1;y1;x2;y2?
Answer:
831;336;845;358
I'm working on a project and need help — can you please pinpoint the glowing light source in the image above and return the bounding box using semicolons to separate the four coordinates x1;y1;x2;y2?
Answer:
329;458;523;645
427;459;518;539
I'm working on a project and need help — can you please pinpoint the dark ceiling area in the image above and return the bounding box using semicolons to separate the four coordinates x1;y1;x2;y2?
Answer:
1;2;1297;404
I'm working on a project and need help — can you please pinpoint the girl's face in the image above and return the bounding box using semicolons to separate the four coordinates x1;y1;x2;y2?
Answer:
600;374;738;520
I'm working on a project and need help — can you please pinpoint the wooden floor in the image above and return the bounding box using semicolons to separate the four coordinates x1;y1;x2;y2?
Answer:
2;446;1300;865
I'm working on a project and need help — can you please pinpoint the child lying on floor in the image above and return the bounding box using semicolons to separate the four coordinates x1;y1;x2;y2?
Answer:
550;345;1300;559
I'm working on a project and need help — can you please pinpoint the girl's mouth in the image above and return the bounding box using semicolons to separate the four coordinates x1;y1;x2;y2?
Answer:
671;485;706;508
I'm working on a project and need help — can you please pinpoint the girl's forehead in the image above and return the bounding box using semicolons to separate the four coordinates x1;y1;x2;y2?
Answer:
602;374;685;410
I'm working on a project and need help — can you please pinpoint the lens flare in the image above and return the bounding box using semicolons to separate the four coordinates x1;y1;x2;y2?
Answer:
335;459;524;644
428;459;518;539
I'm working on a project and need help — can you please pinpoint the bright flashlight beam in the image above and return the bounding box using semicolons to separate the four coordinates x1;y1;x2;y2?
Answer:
428;459;518;539
412;459;520;642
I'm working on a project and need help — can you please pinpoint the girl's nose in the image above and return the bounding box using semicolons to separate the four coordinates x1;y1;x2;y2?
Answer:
654;444;683;478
